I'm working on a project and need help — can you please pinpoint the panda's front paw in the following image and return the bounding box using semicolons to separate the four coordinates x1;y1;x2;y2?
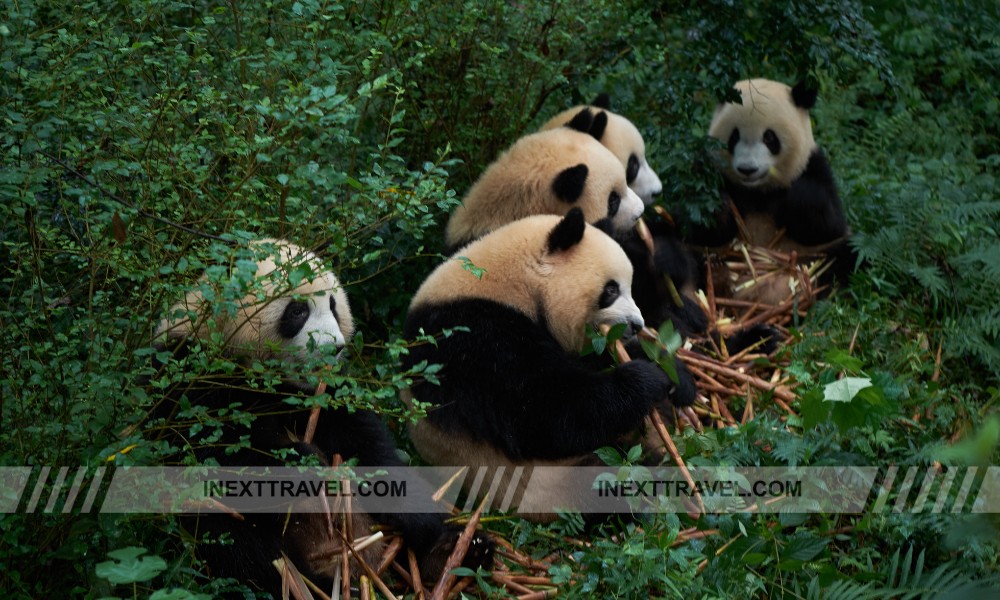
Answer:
669;359;697;408
419;526;494;582
617;360;673;410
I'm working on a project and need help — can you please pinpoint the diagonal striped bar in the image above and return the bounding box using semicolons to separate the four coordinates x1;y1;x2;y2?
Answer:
79;467;107;513
498;466;524;513
0;468;33;513
462;467;488;513
44;467;71;513
952;467;978;513
62;467;90;513
871;466;898;513
25;467;51;513
911;468;937;513
931;468;958;514
893;467;919;513
970;467;998;513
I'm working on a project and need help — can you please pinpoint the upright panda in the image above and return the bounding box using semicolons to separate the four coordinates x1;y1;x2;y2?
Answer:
540;93;663;205
403;210;693;520
151;239;491;597
688;78;852;303
444;108;645;253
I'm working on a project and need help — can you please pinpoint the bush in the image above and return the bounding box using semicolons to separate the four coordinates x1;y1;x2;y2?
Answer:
1;0;997;597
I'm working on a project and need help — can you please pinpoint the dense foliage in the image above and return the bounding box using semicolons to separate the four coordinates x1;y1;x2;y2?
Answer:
1;0;998;597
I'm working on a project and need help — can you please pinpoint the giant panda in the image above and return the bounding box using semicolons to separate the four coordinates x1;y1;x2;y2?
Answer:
151;238;492;597
687;78;852;304
444;108;645;253
403;210;694;521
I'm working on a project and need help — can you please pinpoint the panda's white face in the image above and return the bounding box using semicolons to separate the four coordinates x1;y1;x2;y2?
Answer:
709;79;816;191
627;151;663;205
592;278;645;339
614;115;662;205
608;185;646;233
159;240;355;362
276;289;348;355
249;263;353;360
726;125;781;189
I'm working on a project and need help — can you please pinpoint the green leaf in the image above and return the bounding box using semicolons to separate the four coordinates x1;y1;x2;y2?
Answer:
782;535;829;562
95;547;167;585
456;256;486;280
800;389;831;430
823;377;873;403
594;446;622;466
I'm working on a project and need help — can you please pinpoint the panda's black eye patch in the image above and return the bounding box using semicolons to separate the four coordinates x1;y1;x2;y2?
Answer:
598;280;620;309
727;128;740;154
763;129;781;155
279;300;310;339
607;191;621;217
626;154;640;184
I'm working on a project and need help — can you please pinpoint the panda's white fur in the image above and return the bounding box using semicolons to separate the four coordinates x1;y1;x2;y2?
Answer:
158;238;353;360
444;124;644;251
541;98;663;204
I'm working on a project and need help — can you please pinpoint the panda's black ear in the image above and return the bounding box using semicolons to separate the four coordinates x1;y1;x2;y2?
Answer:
590;111;608;140
566;108;594;134
564;107;607;141
552;164;588;203
791;82;818;110
592;93;611;109
547;208;586;253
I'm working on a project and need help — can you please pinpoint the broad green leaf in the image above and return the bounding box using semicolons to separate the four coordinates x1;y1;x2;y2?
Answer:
95;547;167;585
822;377;873;403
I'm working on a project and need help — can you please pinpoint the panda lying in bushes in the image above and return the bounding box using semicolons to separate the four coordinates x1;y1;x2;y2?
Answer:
150;239;492;597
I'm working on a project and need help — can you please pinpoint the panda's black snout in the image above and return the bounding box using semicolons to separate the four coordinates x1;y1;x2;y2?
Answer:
737;166;758;176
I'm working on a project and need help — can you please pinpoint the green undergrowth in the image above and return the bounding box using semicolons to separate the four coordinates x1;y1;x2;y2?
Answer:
2;0;998;597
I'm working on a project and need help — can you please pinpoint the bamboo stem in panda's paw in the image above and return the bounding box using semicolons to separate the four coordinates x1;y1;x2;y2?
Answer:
598;324;705;516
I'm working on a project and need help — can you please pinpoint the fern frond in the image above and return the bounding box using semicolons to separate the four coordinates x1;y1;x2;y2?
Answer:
872;547;1000;599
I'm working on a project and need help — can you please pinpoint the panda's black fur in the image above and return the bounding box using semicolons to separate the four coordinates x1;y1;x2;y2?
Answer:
149;239;491;597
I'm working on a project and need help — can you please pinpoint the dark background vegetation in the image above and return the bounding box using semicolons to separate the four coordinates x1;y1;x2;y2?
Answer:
2;0;998;597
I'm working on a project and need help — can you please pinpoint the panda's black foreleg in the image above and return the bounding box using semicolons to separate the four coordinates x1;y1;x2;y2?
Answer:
777;150;848;246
